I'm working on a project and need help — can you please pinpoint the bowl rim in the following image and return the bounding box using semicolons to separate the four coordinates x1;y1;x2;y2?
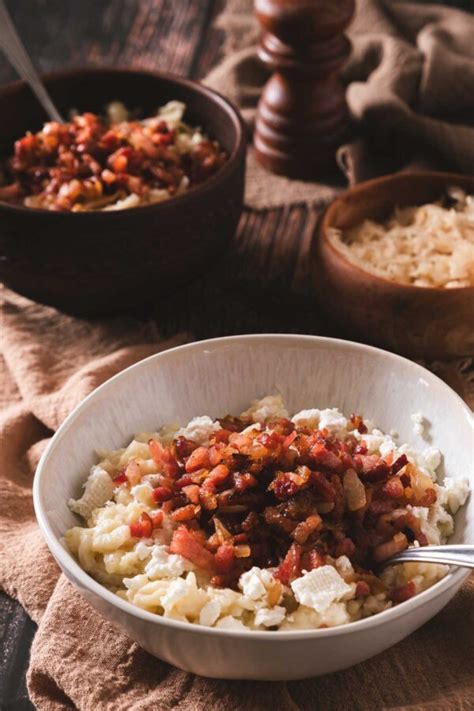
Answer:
33;333;473;640
0;66;247;218
318;170;474;295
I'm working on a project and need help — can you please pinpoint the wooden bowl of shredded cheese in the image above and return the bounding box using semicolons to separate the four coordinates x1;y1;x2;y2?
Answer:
314;172;474;359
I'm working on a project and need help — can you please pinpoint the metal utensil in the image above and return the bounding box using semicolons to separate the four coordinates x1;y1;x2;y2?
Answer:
0;0;63;122
382;544;474;569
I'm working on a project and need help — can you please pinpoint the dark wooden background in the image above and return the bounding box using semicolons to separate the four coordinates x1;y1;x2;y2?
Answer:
0;0;472;709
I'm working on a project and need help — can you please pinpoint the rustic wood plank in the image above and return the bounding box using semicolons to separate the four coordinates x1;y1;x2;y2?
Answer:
0;0;215;85
0;592;36;710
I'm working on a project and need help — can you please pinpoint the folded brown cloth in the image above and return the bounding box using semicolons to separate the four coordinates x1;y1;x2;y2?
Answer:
0;287;473;710
204;0;474;208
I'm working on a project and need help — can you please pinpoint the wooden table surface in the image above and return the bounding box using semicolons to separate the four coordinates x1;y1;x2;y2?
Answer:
0;0;471;708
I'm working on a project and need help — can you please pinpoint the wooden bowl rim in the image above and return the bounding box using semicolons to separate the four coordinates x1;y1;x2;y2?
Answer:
0;66;247;219
318;170;474;295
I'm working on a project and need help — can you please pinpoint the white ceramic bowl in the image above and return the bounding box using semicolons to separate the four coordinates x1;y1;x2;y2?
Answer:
34;335;473;680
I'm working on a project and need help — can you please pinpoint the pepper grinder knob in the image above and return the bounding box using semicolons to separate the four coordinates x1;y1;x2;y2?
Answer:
254;0;355;178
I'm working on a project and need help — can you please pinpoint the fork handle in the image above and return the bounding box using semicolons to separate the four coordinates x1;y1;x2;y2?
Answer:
0;0;63;122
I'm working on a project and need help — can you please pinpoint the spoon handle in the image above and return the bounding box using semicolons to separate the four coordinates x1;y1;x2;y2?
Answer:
0;0;63;122
383;544;474;569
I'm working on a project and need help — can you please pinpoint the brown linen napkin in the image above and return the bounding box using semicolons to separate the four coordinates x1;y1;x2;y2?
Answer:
0;287;473;710
204;0;474;208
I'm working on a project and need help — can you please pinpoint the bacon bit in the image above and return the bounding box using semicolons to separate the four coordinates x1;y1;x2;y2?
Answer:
383;476;405;499
390;580;416;603
330;474;345;520
418;488;437;507
113;471;128;485
233;544;251;558
130;512;153;538
152;486;173;503
356;455;391;482
161;499;174;514
400;471;411;487
291;514;322;544
350;414;368;434
270;472;300;500
175;474;195;489
202;464;230;493
369;498;399;515
149;439;179;477
283;430;298;449
170;525;215;570
149;510;164;528
310;443;341;470
125;460;141;486
174;436;198;459
234;472;258;493
355;580;371;597
312;471;336;501
199;489;218;510
373;532;408;562
170;504;198;522
391;454;408;475
275;543;302;585
182;484;201;504
308;549;325;569
211;428;232;444
208;445;224;466
214;543;235;574
185;446;211;473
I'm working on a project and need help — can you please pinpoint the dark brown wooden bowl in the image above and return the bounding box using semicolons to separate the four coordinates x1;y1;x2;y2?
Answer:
0;68;246;316
313;172;474;359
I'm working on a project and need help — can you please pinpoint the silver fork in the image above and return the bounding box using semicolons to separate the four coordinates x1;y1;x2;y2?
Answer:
0;0;63;122
382;544;474;569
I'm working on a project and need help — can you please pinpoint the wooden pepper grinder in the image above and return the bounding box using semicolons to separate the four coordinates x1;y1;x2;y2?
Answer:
254;0;355;178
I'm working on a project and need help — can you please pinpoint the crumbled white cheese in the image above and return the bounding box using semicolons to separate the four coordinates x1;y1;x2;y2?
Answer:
254;606;286;628
130;481;154;506
176;416;220;445
318;409;348;434
238;567;276;600
438;477;470;514
144;545;193;580
291;566;352;614
160;572;208;619
69;466;114;520
291;409;321;429
240;395;289;423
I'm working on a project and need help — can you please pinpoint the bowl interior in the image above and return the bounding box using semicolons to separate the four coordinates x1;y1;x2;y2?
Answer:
0;68;241;160
322;171;474;233
36;336;472;551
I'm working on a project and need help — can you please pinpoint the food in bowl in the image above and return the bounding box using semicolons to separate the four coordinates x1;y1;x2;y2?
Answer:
0;100;227;211
65;395;469;631
328;187;474;288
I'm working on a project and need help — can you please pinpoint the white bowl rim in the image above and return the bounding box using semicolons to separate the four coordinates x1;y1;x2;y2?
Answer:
33;333;473;640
